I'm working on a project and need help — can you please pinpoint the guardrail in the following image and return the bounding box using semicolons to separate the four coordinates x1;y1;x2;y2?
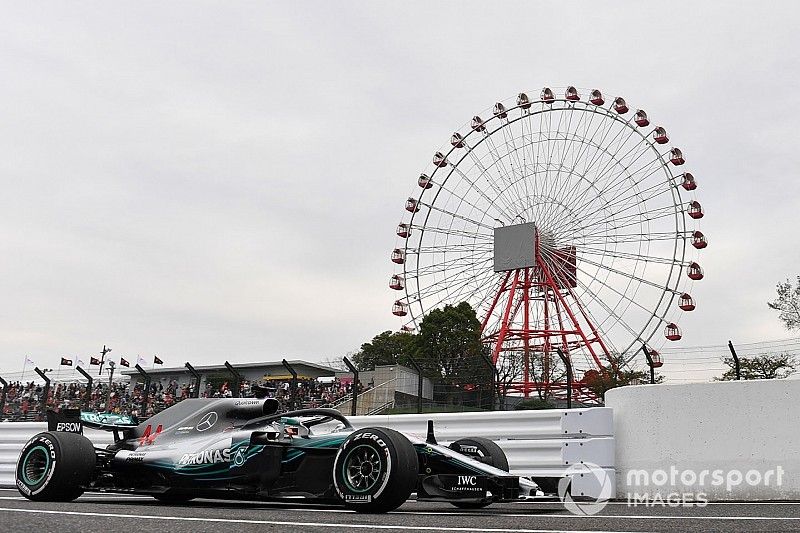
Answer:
0;407;614;497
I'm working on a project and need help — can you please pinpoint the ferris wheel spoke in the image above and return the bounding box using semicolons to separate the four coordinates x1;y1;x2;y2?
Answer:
410;252;493;288
576;231;689;246
559;141;662;223
439;157;516;219
418;200;497;231
564;186;683;237
568;203;679;239
563;177;678;234
539;107;569;222
542;249;647;344
560;118;660;209
409;254;492;279
576;245;688;266
410;224;493;241
484;131;522;197
570;112;631;183
572;273;646;350
545;110;605;220
414;267;498;312
546;127;647;227
542;104;590;226
569;252;675;293
459;140;524;216
572;267;663;345
538;253;623;363
498;121;532;212
412;245;494;256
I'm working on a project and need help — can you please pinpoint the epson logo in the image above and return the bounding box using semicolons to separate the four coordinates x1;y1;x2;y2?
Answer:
457;475;477;486
56;422;81;433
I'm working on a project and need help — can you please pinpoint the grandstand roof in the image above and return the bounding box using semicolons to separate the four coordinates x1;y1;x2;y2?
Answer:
120;359;337;380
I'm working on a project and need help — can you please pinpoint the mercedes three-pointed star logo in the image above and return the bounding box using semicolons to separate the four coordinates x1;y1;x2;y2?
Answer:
195;411;218;432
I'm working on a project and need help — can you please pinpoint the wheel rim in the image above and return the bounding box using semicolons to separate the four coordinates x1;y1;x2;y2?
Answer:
342;444;382;493
22;445;50;486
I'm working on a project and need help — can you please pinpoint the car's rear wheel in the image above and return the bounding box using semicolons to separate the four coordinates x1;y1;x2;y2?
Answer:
448;436;509;509
333;427;418;513
16;431;96;501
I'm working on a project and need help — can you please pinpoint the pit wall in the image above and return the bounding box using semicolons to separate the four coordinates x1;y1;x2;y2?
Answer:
605;379;800;500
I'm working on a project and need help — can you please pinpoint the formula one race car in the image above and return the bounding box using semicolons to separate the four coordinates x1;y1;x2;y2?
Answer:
16;398;536;513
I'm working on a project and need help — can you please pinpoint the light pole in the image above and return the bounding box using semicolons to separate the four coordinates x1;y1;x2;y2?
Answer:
98;345;112;376
104;361;116;413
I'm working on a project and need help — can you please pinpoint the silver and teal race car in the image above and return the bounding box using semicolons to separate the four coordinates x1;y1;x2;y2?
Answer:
16;398;536;513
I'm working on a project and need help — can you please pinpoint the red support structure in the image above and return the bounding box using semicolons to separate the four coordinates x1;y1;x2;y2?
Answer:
481;228;612;404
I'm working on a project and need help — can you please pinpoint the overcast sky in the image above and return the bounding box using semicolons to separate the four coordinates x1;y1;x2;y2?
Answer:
1;2;799;380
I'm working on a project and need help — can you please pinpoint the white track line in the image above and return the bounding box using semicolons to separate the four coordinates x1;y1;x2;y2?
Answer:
395;511;800;521
0;507;642;533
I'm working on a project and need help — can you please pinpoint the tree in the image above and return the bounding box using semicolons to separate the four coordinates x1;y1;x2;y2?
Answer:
413;302;488;385
529;350;567;402
582;355;658;401
768;276;800;330
718;353;797;380
351;331;414;371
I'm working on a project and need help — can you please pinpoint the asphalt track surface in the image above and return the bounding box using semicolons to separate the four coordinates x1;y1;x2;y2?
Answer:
1;489;799;532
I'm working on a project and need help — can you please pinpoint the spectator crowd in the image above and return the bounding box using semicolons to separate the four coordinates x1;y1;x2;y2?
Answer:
0;376;353;421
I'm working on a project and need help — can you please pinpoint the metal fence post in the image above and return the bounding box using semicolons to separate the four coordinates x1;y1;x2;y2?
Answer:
224;361;243;398
0;376;6;421
555;349;572;410
343;357;359;416
75;366;94;409
641;344;656;384
185;362;201;398
104;361;116;412
34;367;51;418
406;357;424;414
728;340;742;380
98;344;111;377
480;353;497;410
282;359;298;409
135;364;151;416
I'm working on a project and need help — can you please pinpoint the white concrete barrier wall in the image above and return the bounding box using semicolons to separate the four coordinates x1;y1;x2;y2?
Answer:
0;408;614;497
606;379;800;501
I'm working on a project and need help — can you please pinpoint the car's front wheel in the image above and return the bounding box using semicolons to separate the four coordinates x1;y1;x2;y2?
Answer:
448;436;509;509
16;431;96;501
333;427;418;513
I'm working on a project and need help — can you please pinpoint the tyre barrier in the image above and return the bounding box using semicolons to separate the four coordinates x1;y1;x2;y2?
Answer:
0;407;614;498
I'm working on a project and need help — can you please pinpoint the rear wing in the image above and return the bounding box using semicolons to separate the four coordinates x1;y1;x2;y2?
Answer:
80;411;138;430
46;409;138;440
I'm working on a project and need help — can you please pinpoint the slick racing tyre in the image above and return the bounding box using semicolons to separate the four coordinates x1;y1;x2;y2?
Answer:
16;431;96;501
448;436;509;509
333;427;418;513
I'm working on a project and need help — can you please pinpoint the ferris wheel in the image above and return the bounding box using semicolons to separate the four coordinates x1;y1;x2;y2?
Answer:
390;86;705;400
